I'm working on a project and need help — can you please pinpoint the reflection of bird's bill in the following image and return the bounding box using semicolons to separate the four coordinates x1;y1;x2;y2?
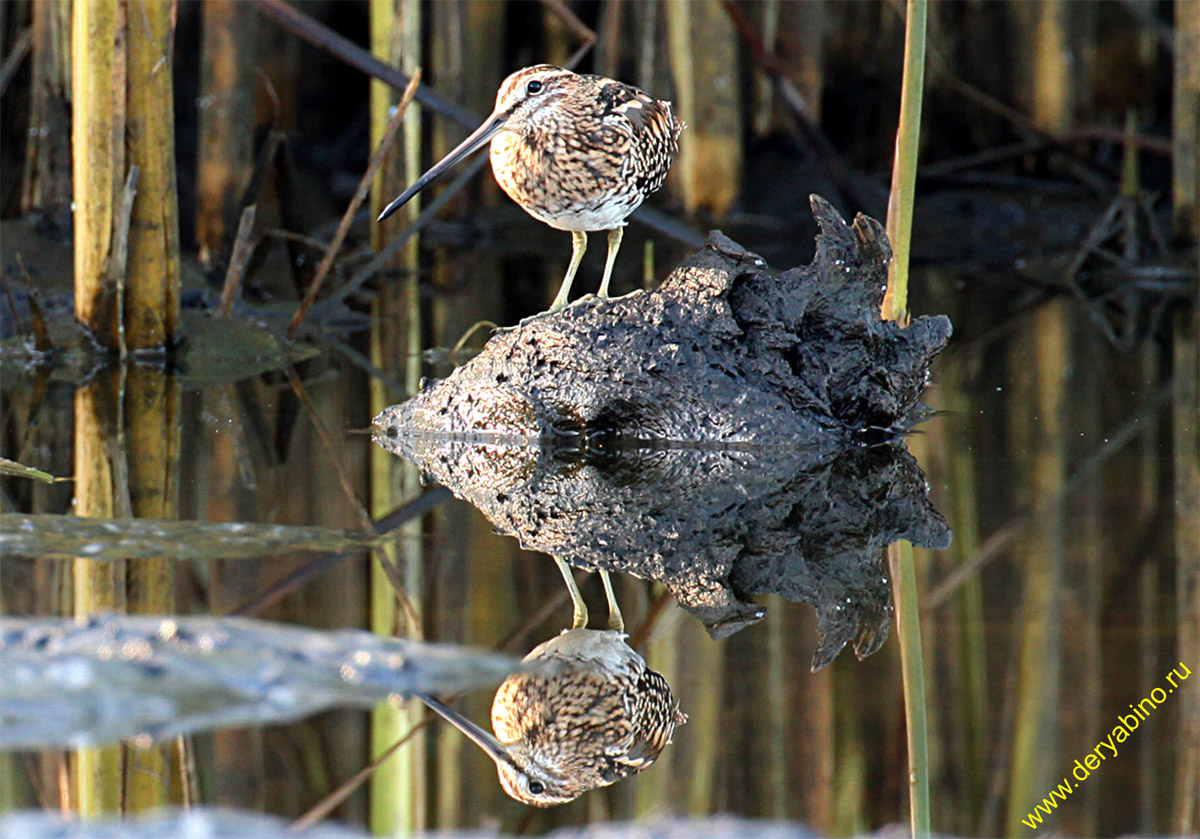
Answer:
418;693;515;768
377;113;508;222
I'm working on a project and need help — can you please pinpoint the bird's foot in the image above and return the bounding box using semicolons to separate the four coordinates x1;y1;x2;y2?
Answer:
494;310;554;332
492;294;610;333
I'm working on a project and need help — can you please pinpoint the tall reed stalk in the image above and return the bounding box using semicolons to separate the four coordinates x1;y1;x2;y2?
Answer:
369;0;426;834
882;1;929;837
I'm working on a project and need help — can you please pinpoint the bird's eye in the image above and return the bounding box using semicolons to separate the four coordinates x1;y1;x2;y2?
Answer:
528;780;545;795
526;80;544;95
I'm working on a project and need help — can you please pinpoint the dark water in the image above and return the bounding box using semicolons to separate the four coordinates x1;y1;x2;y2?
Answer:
0;235;1194;839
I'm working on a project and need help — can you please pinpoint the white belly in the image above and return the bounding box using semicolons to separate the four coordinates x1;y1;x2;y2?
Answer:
524;628;639;670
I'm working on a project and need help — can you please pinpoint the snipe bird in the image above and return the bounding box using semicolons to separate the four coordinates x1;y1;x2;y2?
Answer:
419;558;686;806
378;65;684;313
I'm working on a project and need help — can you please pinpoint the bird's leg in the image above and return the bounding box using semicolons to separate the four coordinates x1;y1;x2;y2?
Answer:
549;230;588;312
599;570;624;633
554;556;589;629
597;226;624;298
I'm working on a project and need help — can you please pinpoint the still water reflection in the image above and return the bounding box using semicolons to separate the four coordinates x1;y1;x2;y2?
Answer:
372;434;950;667
0;269;1192;836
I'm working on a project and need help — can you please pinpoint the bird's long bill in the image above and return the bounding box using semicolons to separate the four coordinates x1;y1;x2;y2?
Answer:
376;112;507;222
418;694;514;767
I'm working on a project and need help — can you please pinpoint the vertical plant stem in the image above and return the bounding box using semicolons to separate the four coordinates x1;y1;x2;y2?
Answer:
882;2;929;838
1003;300;1068;836
123;362;181;811
72;0;121;347
941;359;988;833
22;0;72;212
72;370;126;817
666;0;743;217
1174;308;1200;833
1173;0;1200;243
881;0;926;325
369;0;425;834
125;0;180;350
1031;0;1072;135
887;541;930;838
196;0;257;268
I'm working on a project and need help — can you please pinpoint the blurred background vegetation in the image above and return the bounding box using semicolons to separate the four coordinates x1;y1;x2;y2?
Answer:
0;1;1196;837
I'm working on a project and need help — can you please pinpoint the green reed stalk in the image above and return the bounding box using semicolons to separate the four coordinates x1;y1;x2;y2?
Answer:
883;1;929;838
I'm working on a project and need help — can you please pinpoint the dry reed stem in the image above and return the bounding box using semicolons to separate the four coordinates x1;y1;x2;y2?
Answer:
125;0;180;350
110;166;139;359
217;204;257;317
72;0;120;345
1173;309;1199;833
197;0;257;267
1173;0;1200;243
22;1;72;212
667;0;743;216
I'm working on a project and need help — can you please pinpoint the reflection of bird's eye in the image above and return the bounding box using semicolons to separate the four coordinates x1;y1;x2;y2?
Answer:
527;80;544;95
528;780;545;795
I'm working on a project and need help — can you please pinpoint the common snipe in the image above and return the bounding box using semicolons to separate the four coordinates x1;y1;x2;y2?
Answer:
378;65;684;313
419;558;685;806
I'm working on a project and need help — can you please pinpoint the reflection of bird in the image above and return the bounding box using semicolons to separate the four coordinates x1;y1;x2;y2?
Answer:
420;559;686;806
378;64;683;313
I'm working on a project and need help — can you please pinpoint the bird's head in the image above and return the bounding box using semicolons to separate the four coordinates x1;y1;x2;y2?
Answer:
376;65;576;222
489;65;576;134
494;746;582;807
419;693;584;807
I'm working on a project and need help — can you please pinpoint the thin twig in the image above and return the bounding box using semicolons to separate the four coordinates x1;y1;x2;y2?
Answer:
286;367;375;534
329;339;407;398
14;255;52;352
494;586;571;654
226;487;453;617
539;0;597;70
228;552;357;618
289;70;423;339
372;550;424;634
252;0;477;130
627;586;673;651
219;204;257;317
450;320;499;358
290;711;435;831
261;228;330;251
632;204;706;249
373;486;454;537
0;26;31;98
316;156;489;314
111;166;141;360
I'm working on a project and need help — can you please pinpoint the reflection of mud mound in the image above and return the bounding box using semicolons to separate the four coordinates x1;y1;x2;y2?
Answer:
372;433;950;669
372;196;953;668
374;196;951;446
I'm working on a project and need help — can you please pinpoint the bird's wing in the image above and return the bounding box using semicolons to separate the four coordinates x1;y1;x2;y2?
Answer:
611;668;680;769
592;80;680;195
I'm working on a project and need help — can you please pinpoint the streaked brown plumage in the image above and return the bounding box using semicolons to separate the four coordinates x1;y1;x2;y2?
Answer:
419;559;686;807
378;65;684;312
